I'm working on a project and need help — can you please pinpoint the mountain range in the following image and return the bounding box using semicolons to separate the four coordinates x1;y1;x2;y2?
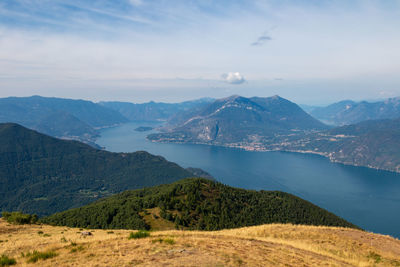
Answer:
279;117;400;173
0;96;128;145
148;95;327;146
3;94;400;174
0;123;198;216
0;96;216;146
310;97;400;125
0;122;357;232
99;98;214;122
148;95;400;173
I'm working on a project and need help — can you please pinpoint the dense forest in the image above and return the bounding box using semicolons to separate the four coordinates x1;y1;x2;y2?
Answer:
42;178;357;231
0;123;193;216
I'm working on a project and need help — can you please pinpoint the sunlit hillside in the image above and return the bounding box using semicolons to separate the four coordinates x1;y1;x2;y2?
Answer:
1;219;399;266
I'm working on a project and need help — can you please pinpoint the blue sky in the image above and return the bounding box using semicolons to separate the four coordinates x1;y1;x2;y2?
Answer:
0;0;399;104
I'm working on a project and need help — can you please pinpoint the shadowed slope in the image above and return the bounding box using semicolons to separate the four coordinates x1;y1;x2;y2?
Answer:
0;123;193;216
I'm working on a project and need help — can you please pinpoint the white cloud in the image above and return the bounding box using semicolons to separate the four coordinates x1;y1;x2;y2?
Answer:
222;72;246;84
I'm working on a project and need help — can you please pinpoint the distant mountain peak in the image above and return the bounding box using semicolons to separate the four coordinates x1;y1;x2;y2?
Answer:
310;96;400;126
219;95;243;102
148;95;327;145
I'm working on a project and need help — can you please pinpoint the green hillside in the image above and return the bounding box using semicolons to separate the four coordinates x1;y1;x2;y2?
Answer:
42;178;357;231
0;123;193;216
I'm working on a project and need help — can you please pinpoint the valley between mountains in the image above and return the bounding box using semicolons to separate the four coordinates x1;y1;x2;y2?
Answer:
147;95;400;173
1;95;400;266
2;95;400;173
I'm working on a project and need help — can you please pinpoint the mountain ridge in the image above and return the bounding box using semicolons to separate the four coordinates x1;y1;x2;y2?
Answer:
310;97;400;125
42;178;357;230
0;95;128;145
148;95;328;146
99;98;214;122
0;123;195;216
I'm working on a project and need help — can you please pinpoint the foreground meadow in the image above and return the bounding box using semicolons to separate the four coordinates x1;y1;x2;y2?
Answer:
1;219;399;266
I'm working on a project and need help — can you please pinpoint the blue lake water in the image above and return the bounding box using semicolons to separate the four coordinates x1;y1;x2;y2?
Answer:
97;122;400;238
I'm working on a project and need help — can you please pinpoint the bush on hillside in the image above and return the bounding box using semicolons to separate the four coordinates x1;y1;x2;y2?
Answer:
1;212;38;225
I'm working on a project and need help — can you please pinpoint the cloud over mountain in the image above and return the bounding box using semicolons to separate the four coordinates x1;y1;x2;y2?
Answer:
221;72;246;84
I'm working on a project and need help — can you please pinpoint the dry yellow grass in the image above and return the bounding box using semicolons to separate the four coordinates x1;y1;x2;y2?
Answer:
1;219;399;266
139;207;176;231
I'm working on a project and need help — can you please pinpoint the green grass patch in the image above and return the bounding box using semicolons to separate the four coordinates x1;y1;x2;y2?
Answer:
128;230;150;239
164;238;175;245
151;237;175;245
24;250;58;263
0;254;16;266
368;251;382;263
70;245;85;253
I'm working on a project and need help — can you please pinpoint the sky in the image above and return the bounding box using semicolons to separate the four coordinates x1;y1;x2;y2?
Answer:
0;0;399;105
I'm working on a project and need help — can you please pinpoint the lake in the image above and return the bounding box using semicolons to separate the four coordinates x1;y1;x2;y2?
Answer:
97;122;400;238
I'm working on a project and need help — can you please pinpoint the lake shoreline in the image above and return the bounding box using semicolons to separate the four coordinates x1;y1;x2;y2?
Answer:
96;121;400;239
147;138;400;175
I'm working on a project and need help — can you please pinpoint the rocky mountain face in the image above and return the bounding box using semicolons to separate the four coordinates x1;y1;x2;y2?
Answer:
148;95;327;145
310;97;400;125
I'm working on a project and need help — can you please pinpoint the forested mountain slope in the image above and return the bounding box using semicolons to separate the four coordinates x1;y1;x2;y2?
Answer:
0;123;193;215
42;178;357;230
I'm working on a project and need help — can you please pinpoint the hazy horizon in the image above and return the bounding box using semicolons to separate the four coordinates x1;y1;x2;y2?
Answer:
1;93;397;107
1;0;399;105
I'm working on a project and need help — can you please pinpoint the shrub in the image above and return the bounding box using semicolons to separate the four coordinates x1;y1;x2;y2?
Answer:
128;230;150;239
70;245;84;253
164;238;175;245
2;212;38;225
152;238;163;244
24;251;57;263
368;251;382;263
151;238;175;244
0;254;16;266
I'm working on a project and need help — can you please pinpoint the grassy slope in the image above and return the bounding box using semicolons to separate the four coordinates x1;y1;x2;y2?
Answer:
1;219;399;266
